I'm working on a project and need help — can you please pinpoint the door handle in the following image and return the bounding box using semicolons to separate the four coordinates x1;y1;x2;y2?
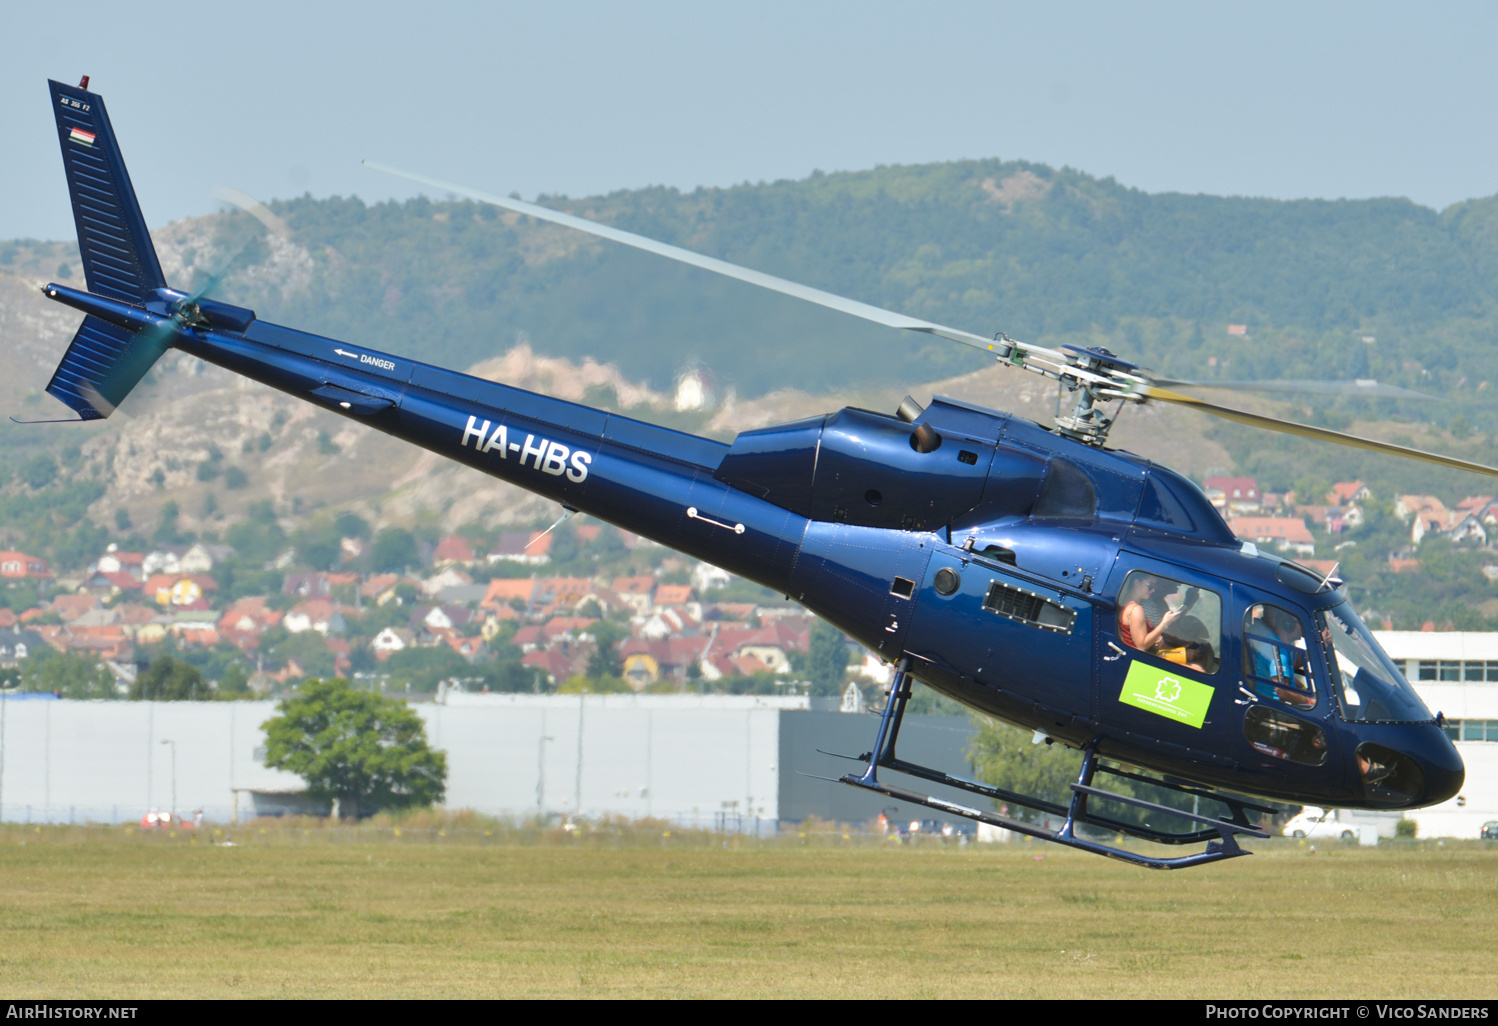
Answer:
1103;641;1127;662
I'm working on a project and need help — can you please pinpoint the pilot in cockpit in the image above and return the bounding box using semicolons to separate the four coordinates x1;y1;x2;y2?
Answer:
1245;604;1316;709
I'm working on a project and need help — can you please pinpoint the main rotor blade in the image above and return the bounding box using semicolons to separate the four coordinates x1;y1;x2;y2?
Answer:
1152;377;1435;400
213;185;290;238
1144;386;1498;478
363;160;1016;357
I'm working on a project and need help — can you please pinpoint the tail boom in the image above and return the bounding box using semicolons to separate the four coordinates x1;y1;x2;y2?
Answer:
159;317;810;595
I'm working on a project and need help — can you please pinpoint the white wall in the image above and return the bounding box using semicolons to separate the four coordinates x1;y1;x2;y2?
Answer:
0;696;782;828
0;699;297;824
1406;742;1498;840
423;699;781;824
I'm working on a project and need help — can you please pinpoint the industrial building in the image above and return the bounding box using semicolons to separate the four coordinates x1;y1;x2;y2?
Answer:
1377;631;1498;839
0;631;1493;838
0;692;978;831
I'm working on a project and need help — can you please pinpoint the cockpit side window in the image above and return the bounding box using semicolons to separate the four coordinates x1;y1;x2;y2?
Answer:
1318;603;1433;723
1243;603;1316;710
1116;570;1223;675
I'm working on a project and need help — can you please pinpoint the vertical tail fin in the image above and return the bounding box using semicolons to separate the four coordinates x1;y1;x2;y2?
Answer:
40;79;170;420
48;78;166;303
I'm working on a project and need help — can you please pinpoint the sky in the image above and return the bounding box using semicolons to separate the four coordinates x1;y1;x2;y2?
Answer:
4;1;1498;241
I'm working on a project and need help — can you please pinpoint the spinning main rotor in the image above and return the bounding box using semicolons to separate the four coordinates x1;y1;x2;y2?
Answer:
366;161;1497;479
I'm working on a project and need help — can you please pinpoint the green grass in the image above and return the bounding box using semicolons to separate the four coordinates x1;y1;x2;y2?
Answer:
1;822;1495;998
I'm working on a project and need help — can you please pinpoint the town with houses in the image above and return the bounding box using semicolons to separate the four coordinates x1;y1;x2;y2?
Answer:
1209;477;1498;585
0;474;1494;700
0;518;873;700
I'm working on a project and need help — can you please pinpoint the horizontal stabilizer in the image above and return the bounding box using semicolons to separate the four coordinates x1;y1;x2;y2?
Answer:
45;313;165;420
48;79;165;304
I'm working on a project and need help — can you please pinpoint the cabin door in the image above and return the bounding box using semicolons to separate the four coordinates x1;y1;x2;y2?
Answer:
1096;556;1234;750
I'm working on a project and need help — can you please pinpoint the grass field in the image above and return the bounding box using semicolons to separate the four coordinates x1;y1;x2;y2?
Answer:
1;820;1495;999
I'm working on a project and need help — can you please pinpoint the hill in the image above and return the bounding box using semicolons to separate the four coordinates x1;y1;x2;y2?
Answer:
0;155;1495;629
258;161;1498;418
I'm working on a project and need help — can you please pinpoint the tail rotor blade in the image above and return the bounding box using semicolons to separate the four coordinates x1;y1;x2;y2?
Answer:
1143;386;1498;478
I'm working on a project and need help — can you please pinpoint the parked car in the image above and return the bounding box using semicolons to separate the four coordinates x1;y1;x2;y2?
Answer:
1282;806;1402;841
1481;821;1498;841
908;819;972;842
139;811;196;830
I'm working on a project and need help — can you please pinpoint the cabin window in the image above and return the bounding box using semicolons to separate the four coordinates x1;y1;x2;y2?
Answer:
982;580;1075;634
1033;458;1096;520
1116;570;1223;674
1243;706;1329;766
1243;603;1317;710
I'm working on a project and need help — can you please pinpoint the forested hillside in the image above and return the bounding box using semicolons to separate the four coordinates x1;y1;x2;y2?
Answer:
7;153;1498;525
248;159;1498;428
0;155;1496;632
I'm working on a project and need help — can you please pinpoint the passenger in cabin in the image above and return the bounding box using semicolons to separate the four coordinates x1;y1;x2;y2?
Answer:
1180;641;1215;674
1245;604;1315;709
1159;615;1218;674
1118;573;1183;653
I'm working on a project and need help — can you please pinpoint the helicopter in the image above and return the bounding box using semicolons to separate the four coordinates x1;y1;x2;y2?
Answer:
33;78;1491;868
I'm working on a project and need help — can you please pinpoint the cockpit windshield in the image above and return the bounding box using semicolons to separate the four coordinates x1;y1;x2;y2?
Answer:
1319;603;1433;723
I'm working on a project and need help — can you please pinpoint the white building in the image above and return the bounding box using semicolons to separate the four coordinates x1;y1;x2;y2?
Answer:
1375;631;1498;839
0;694;978;832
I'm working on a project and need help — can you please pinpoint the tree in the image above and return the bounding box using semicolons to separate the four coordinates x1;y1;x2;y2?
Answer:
261;678;447;819
294;521;343;571
20;454;57;490
131;655;206;701
268;629;337;680
20;650;116;699
380;644;471;691
224;505;281;567
968;719;1216;828
558;674;631;694
586;619;627;679
546;521;580;566
967;718;1084;820
334;511;370;540
152;500;185;547
370;527;418;572
805;620;851;697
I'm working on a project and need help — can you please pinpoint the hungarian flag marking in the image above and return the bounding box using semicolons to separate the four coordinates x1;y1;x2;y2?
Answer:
68;127;95;147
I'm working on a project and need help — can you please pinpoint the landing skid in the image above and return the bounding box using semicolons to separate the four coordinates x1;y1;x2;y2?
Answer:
840;660;1272;870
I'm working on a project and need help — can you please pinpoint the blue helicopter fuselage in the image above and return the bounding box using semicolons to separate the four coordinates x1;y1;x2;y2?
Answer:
34;74;1462;824
44;279;1464;813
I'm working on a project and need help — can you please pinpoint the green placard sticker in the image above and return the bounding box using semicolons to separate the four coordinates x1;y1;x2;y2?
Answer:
1119;661;1214;729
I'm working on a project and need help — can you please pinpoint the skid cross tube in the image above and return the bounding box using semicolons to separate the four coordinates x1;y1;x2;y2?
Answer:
880;752;1246;847
838;668;1270;869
